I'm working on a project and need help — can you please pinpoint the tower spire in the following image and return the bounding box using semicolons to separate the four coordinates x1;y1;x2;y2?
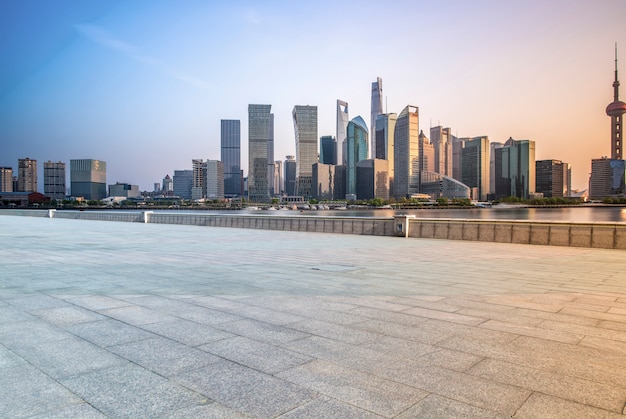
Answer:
614;43;620;102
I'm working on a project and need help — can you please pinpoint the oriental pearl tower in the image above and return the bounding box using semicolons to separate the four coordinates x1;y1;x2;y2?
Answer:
606;45;626;160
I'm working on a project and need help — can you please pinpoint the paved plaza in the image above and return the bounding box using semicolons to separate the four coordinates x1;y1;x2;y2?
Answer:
1;214;626;418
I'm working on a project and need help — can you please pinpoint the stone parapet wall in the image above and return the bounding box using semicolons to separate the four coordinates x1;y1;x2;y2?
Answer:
1;209;625;249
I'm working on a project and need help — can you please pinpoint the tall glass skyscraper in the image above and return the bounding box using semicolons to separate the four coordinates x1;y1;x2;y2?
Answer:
319;135;336;165
375;113;396;193
248;104;273;203
336;100;349;165
494;137;535;199
393;106;419;199
460;136;490;201
370;77;383;159
0;167;13;192
346;116;368;196
220;119;241;198
292;105;318;199
70;159;106;200
284;156;297;196
430;126;453;177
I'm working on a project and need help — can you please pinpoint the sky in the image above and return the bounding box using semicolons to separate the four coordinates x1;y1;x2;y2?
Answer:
1;0;625;192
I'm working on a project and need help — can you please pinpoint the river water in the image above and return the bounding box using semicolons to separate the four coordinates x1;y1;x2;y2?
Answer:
163;206;626;223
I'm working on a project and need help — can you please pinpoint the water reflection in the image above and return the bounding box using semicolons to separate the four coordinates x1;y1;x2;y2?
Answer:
224;206;626;223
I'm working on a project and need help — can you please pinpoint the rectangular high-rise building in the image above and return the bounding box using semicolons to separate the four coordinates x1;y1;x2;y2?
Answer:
394;106;419;199
191;159;205;200
589;158;625;199
248;104;273;203
375;113;396;193
293;105;318;199
173;170;193;200
70;159;106;200
493;138;535;199
536;159;565;198
460;136;490;201
205;160;224;200
430;126;453;177
273;161;282;196
18;158;37;192
283;156;296;197
311;162;335;200
356;159;389;200
43;161;66;200
0;167;13;192
220;119;241;198
320;135;336;165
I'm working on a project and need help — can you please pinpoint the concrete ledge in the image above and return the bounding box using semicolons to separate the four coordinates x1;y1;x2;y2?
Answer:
1;210;625;250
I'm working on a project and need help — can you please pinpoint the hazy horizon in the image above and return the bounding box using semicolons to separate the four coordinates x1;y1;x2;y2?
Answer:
2;0;625;192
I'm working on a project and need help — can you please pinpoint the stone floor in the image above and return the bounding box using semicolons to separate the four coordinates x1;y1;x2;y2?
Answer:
1;214;626;418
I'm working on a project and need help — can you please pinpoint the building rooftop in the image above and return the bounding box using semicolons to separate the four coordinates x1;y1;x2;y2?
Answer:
1;215;626;417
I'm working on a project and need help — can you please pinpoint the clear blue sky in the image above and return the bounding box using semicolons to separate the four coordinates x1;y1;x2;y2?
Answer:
1;0;625;191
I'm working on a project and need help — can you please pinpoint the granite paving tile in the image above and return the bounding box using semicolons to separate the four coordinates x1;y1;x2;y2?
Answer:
30;305;106;327
30;403;107;418
215;318;310;345
226;305;307;325
402;306;486;325
8;336;125;379
478;319;584;344
0;320;75;347
287;318;382;345
540;318;626;342
173;358;317;418
469;358;626;413
60;364;206;418
4;294;68;311
0;344;27;369
0;304;36;323
509;307;600;326
99;305;177;325
165;401;251;419
0;364;83;418
513;392;625;419
108;336;221;377
62;295;132;310
141;318;234;346
397;394;509;419
560;307;626;323
65;318;156;347
361;335;439;359
277;395;384;418
198;336;312;374
277;359;428;417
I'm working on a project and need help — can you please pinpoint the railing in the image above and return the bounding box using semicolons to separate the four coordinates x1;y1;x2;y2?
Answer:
1;209;624;249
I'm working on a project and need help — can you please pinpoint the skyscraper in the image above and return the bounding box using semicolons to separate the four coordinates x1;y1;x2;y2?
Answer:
284;155;296;196
0;167;13;192
43;161;66;200
393;106;419;199
292;105;318;199
248;104;273;203
536;159;565;198
18;158;37;192
375;113;396;195
430;126;453;177
273;161;282;196
370;77;383;159
336;100;349;165
493;138;535;199
319;135;337;165
70;159;106;200
460;136;490;201
205;160;224;200
221;119;241;198
173;170;193;200
192;159;205;200
268;114;275;196
162;174;173;195
606;45;626;160
346;116;368;196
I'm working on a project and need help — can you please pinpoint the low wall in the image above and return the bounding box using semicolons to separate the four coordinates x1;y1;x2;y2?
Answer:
1;209;625;250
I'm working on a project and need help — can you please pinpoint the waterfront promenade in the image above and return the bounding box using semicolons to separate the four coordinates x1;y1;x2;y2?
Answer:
1;215;626;418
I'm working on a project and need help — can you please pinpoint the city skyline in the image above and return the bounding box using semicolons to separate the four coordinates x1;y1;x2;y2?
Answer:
1;0;625;191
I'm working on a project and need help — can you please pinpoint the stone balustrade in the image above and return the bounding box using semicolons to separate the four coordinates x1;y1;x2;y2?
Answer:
2;209;625;249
